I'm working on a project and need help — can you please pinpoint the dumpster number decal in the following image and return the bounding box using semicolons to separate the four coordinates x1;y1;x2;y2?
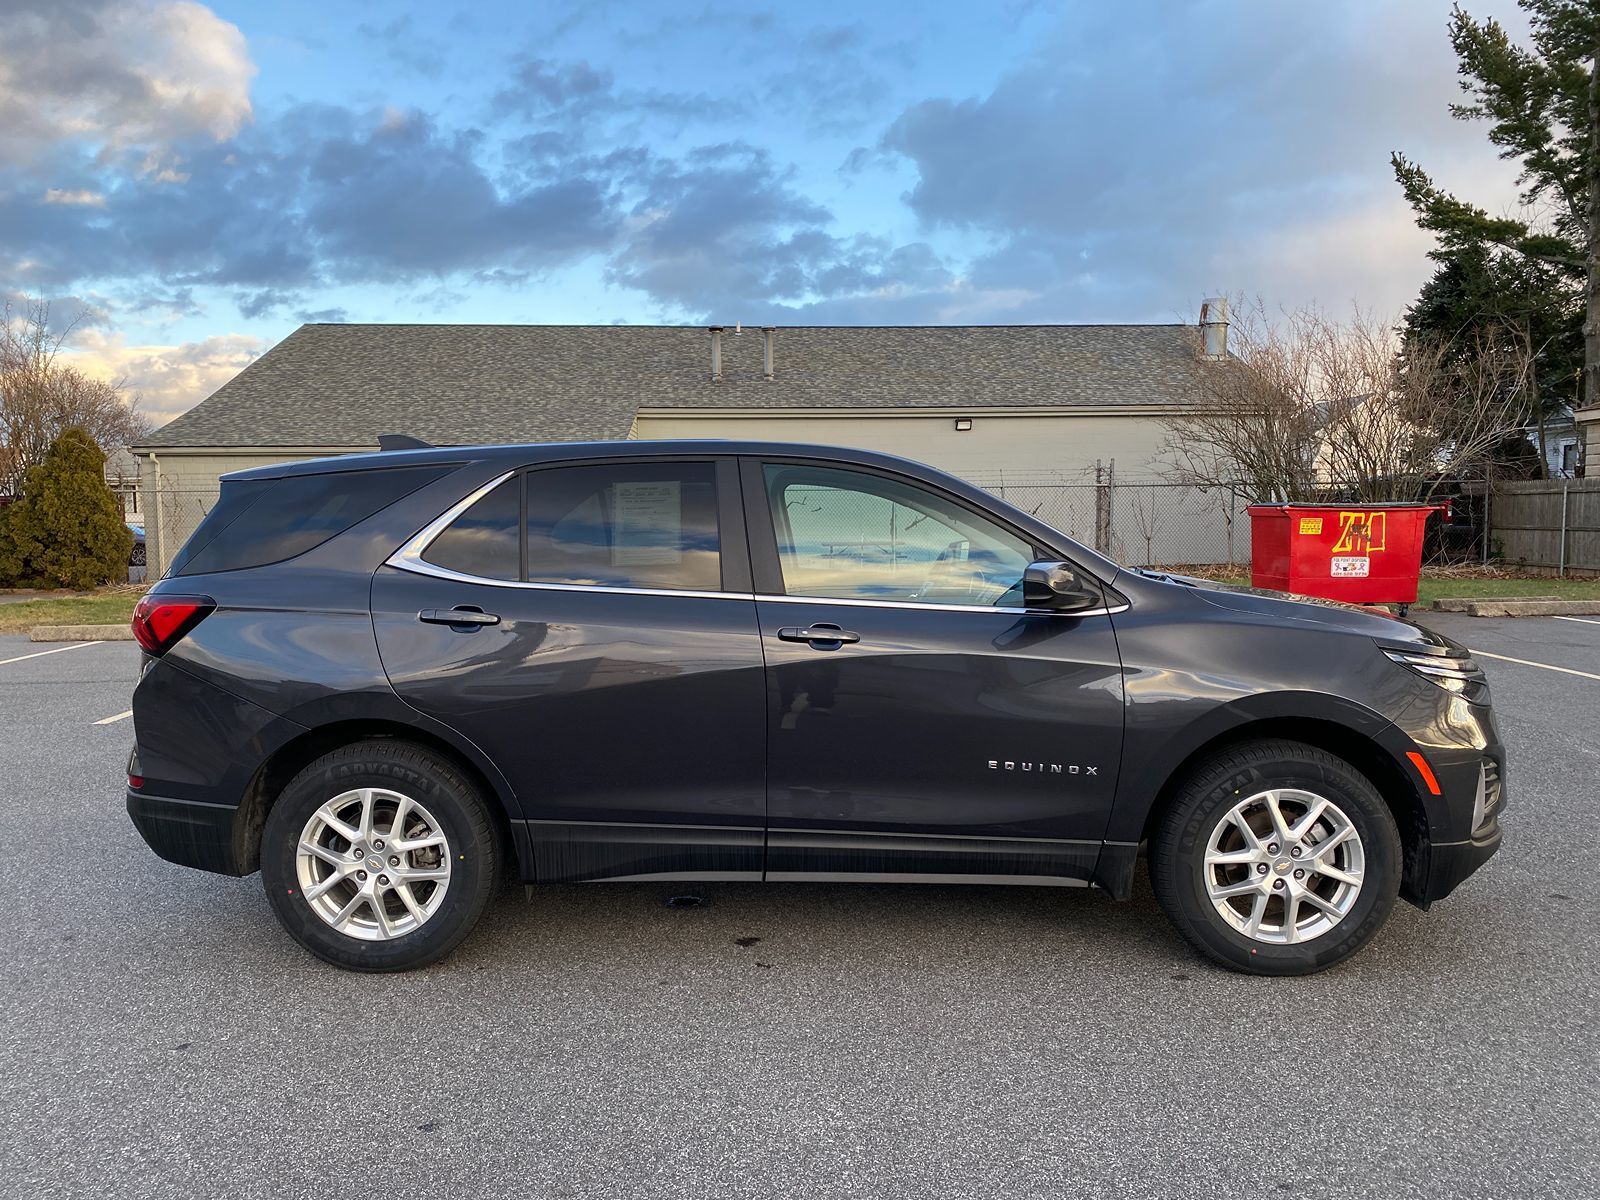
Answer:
1332;510;1387;556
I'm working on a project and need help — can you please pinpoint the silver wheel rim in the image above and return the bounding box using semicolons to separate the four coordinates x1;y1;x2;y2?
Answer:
1203;788;1365;946
296;788;452;941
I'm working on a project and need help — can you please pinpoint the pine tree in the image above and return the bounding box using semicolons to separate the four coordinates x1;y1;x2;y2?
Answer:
1391;0;1600;408
0;428;133;589
1402;243;1584;471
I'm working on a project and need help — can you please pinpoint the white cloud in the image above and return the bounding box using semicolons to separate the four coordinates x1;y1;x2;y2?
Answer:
42;188;107;207
0;0;256;164
63;328;266;424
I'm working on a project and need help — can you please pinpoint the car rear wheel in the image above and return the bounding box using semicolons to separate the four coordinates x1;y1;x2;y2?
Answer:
1150;739;1401;976
262;740;499;971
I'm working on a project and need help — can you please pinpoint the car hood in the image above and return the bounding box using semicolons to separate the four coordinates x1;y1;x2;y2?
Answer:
1128;570;1459;652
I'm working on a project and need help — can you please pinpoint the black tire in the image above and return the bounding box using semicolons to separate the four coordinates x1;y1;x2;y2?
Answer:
262;739;499;972
1150;739;1401;976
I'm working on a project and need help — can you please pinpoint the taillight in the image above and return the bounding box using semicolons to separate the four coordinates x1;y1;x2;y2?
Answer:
131;594;215;655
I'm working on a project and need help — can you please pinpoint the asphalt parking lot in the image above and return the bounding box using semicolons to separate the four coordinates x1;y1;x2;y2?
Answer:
2;616;1597;1200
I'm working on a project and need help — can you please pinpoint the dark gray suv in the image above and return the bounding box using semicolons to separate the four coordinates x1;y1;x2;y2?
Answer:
126;441;1504;974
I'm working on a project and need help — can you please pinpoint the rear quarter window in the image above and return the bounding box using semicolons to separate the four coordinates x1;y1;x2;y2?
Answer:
171;465;452;576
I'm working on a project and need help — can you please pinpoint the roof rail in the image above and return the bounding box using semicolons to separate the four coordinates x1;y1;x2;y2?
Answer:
377;434;433;451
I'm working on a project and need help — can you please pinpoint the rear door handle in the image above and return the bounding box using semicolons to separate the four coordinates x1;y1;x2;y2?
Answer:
419;607;500;627
776;623;860;648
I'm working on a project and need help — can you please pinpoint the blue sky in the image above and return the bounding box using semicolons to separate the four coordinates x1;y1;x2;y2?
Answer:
3;0;1528;423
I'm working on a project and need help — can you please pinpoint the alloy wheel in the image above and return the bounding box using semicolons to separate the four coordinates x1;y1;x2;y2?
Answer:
295;788;452;941
1202;787;1365;945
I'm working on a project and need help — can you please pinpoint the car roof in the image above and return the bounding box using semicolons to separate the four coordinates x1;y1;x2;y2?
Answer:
223;439;945;481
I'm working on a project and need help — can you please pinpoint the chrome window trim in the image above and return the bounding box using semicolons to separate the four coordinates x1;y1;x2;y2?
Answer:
387;470;1129;617
388;553;758;601
754;592;1128;618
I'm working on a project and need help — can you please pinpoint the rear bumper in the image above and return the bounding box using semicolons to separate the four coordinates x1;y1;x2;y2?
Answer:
127;790;247;876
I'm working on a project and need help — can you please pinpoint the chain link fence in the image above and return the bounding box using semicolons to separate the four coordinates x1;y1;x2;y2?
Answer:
971;466;1491;571
144;483;221;574
971;469;1248;569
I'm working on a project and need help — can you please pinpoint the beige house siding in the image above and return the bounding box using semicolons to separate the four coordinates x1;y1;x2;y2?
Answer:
135;448;363;573
632;408;1181;483
1579;409;1600;474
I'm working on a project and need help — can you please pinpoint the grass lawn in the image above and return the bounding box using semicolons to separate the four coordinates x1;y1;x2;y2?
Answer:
1185;569;1600;608
0;588;146;634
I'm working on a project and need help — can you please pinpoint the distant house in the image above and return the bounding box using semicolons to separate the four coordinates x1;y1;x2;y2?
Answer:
1555;406;1593;476
132;309;1234;571
104;447;142;523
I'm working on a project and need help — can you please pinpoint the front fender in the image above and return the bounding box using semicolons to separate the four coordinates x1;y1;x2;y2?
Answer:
1103;689;1435;846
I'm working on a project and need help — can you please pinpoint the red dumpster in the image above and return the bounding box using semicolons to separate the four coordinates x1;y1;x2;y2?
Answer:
1246;502;1445;608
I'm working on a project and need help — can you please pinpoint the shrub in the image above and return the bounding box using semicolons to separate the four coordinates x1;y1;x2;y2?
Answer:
0;428;132;588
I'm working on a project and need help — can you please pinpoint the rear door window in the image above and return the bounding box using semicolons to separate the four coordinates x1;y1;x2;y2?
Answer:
529;462;721;591
421;476;522;581
420;462;723;591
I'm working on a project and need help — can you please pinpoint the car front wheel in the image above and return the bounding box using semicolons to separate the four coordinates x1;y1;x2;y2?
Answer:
1150;739;1401;976
262;739;499;971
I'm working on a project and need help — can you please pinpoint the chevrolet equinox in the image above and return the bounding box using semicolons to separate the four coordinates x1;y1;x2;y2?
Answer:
126;441;1504;974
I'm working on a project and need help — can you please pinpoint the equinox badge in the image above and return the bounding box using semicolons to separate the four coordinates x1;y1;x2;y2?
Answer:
989;759;1098;776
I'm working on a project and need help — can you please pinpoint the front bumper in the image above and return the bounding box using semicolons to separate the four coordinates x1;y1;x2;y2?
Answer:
127;789;247;876
1412;820;1503;907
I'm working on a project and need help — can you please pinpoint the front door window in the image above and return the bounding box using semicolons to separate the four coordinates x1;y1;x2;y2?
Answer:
762;463;1034;606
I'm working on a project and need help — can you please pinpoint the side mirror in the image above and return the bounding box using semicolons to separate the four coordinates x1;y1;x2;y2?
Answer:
1022;561;1101;612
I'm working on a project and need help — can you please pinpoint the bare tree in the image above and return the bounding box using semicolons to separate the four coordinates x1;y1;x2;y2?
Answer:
1160;299;1326;504
1;296;153;497
1119;487;1169;567
1163;299;1535;503
1318;323;1535;499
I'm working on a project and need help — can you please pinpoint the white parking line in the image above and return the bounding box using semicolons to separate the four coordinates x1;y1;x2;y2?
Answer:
93;710;133;726
1551;615;1600;627
0;641;104;667
1471;648;1600;682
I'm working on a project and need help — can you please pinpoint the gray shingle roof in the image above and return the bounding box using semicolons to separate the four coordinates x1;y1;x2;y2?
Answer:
139;322;1214;449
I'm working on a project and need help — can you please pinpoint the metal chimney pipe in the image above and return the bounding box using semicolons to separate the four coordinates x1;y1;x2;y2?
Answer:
1199;297;1229;359
763;326;775;381
709;326;723;383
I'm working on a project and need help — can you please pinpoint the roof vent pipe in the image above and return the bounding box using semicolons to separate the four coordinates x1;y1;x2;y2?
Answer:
709;326;723;383
1199;297;1229;360
763;326;776;381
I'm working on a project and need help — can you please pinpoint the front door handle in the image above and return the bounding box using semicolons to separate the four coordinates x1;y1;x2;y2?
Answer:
419;607;500;627
777;623;860;649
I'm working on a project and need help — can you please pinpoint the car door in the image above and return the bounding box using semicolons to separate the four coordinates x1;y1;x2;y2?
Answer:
372;456;767;882
743;457;1126;884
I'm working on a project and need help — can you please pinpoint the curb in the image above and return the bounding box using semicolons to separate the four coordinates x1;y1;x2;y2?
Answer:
1432;595;1559;613
1437;599;1600;618
28;624;135;642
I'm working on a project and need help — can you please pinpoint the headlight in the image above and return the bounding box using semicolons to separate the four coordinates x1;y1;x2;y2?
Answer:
1383;648;1490;704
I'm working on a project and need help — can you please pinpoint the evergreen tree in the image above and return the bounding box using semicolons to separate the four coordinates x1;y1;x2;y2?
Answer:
0;428;133;589
1402;243;1584;471
1391;0;1600;408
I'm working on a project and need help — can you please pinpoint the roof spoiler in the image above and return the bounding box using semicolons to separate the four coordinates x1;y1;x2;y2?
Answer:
377;434;433;451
